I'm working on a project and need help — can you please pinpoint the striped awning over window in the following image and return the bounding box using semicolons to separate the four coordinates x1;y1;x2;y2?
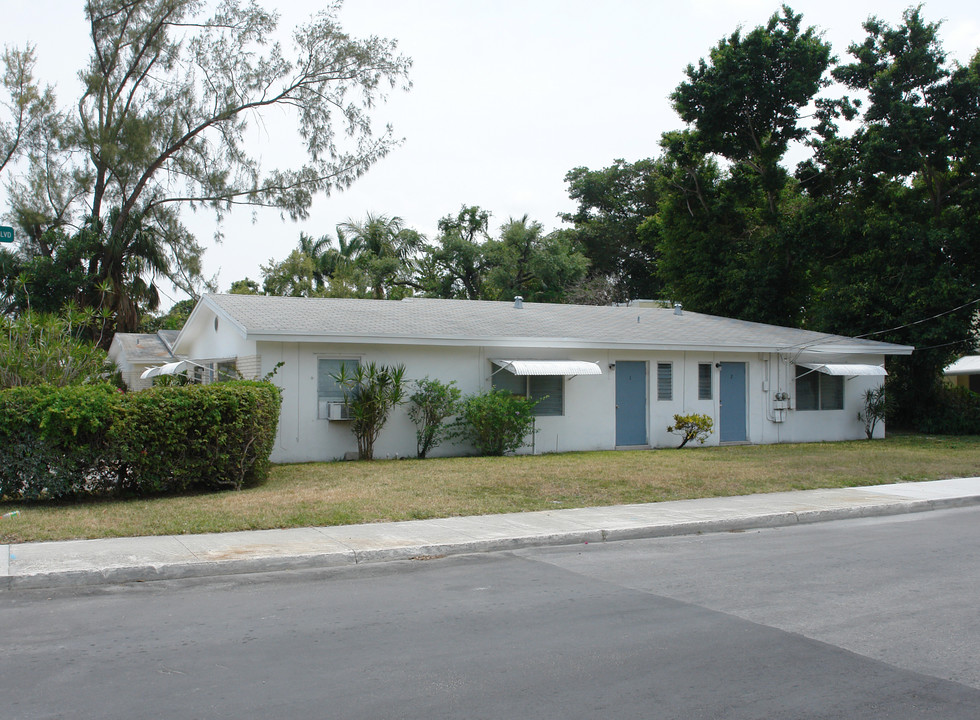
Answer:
799;363;887;377
492;359;602;376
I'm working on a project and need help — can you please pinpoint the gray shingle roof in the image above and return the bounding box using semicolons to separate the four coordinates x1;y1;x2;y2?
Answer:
111;331;177;363
202;294;912;354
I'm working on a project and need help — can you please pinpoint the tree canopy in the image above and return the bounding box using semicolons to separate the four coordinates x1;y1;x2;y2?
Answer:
2;0;411;336
562;4;979;427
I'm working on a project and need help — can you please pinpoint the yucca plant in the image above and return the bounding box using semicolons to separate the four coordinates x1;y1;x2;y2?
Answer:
332;362;407;460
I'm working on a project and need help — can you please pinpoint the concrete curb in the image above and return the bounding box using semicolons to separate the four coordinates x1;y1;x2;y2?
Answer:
4;482;980;591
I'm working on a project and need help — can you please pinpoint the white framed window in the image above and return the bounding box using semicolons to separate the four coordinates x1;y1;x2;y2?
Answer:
317;358;360;419
216;360;237;382
795;366;844;410
491;367;564;416
657;362;673;401
698;363;712;400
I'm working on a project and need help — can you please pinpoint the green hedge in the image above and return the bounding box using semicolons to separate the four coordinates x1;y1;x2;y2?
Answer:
0;381;281;501
916;385;980;435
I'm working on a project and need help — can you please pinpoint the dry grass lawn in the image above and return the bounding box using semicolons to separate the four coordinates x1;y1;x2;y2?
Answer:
2;435;978;543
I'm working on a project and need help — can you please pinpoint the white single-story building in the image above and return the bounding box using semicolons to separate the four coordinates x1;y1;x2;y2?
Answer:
168;294;913;463
108;329;179;390
944;355;980;393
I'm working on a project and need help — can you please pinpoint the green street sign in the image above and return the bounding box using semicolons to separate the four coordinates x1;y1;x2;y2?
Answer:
0;226;13;243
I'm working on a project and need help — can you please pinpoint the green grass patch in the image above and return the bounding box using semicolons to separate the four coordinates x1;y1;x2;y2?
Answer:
1;435;978;543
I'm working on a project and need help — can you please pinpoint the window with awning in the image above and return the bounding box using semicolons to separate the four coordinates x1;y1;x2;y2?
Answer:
490;359;602;377
490;359;602;417
798;363;887;377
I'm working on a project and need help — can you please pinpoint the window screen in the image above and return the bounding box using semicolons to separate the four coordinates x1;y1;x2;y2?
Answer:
530;375;563;416
657;363;672;401
796;366;843;411
491;363;564;416
492;367;526;396
698;363;712;400
216;361;237;382
820;374;844;410
318;359;358;402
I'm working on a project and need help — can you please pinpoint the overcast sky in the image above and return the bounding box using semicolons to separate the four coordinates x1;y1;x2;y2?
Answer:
4;0;980;307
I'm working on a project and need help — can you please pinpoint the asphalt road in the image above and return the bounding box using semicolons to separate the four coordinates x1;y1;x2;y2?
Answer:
2;507;979;719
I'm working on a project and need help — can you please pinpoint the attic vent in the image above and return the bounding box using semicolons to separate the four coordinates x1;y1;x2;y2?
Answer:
514;296;523;309
673;302;683;316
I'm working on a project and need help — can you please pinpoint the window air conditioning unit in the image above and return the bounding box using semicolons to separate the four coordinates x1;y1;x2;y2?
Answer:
326;402;351;421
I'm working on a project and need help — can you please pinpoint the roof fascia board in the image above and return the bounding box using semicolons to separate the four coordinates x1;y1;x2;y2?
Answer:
247;332;908;355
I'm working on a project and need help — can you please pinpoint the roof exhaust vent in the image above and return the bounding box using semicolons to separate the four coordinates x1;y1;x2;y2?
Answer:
514;296;523;309
673;302;683;316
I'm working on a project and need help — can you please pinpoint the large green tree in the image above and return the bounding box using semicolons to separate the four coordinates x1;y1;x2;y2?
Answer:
418;206;493;299
483;216;588;303
4;0;411;330
561;159;661;302
656;5;832;326
800;8;980;424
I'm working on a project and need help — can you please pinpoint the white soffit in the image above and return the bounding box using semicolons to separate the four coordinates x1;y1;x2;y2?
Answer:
492;359;602;376
800;363;887;377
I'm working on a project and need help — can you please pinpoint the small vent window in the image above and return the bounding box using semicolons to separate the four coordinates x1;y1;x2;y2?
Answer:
657;363;672;401
698;363;712;400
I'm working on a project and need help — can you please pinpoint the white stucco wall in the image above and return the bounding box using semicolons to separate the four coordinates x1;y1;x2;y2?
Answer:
252;342;889;463
262;342;619;463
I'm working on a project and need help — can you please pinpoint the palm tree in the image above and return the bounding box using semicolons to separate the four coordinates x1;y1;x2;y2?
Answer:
338;213;423;298
83;207;169;339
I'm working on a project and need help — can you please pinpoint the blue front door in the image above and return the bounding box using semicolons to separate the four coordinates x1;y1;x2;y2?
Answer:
616;361;647;446
720;362;747;442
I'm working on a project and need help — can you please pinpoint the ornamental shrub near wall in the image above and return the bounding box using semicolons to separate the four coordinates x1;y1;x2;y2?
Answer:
0;381;281;501
455;389;539;456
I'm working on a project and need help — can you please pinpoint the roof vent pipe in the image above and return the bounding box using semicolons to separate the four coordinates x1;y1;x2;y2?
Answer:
674;302;683;316
514;296;523;309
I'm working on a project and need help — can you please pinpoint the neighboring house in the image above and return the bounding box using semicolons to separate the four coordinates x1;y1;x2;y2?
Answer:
108;329;179;390
170;294;913;463
943;356;980;393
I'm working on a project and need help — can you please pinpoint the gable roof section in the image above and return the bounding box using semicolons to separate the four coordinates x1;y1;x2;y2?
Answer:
109;331;178;364
178;294;913;356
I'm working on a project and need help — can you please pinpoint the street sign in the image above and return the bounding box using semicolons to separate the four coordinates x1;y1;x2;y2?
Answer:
0;226;13;243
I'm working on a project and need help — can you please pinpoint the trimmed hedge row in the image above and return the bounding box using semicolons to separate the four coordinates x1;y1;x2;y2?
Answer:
0;381;281;501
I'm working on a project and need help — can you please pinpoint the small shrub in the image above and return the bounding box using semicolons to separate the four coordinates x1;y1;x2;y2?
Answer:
456;389;538;456
857;385;886;439
667;413;714;448
407;377;461;458
333;362;406;460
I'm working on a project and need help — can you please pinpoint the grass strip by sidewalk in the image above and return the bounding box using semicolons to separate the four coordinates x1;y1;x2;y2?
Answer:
1;435;978;544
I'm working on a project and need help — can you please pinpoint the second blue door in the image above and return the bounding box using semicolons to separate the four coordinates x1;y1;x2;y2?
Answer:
616;361;647;446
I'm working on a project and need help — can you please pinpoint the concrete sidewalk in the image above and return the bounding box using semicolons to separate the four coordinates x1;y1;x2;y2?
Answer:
3;477;980;590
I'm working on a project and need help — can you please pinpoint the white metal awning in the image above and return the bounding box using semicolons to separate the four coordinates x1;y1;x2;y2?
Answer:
491;359;602;376
945;356;980;375
140;360;192;379
800;363;887;377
